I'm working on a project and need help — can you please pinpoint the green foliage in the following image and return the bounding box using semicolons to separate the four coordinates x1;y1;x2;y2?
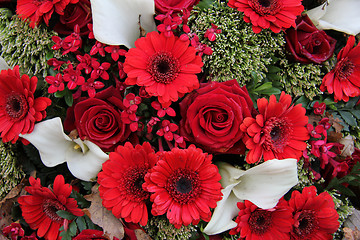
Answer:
0;9;60;78
144;215;198;240
0;141;25;199
189;2;285;85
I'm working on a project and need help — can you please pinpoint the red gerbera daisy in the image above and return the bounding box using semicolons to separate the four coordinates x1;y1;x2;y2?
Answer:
240;92;309;164
143;145;223;228
288;186;339;240
0;66;51;143
98;142;158;226
16;0;75;27
123;31;203;107
18;175;84;240
228;0;304;34
229;199;293;239
320;35;360;102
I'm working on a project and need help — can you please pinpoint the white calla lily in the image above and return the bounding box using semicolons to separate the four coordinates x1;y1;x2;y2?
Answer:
204;159;298;235
307;0;360;35
90;0;157;48
0;56;9;71
20;117;109;182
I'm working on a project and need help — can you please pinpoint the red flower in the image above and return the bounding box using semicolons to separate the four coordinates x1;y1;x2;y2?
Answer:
288;186;339;239
180;80;255;154
53;0;92;36
98;142;157;226
143;145;222;228
73;229;107;240
320;35;360;102
228;0;304;34
18;175;83;240
64;86;131;152
313;101;326;115
229;199;293;239
240;92;309;163
16;0;75;27
285;14;336;64
46;73;65;93
0;66;51;143
124;31;203;107
2;223;25;240
155;0;200;14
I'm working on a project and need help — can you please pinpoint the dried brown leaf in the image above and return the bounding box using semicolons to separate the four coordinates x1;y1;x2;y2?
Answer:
343;227;360;240
327;131;343;143
83;184;124;240
0;180;27;230
340;135;355;157
134;229;152;240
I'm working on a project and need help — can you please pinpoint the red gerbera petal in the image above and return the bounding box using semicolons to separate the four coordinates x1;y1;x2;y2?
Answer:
143;145;222;228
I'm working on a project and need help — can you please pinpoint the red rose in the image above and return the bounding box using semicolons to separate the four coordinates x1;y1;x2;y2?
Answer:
179;80;256;154
53;0;92;36
285;14;336;64
64;87;130;152
155;0;200;14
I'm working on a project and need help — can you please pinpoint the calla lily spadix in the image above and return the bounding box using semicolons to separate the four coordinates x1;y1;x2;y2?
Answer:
203;159;298;235
20;117;109;182
307;0;360;36
90;0;157;48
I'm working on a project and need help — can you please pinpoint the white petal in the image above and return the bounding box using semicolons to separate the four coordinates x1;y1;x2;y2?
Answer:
307;0;360;35
20;117;72;167
203;183;239;235
231;159;298;209
66;140;108;182
90;0;157;48
0;56;9;71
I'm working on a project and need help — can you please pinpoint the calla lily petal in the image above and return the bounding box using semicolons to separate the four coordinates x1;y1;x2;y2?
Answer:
203;183;239;235
20;117;109;181
307;0;360;35
90;0;157;48
66;139;109;182
203;159;298;235
20;117;72;167
0;56;9;71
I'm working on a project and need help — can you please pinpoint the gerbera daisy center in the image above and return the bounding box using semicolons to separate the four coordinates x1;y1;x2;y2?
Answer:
294;210;319;236
248;210;273;234
5;93;29;120
335;58;355;80
42;199;66;224
248;0;282;15
123;167;150;201
263;117;292;152
147;52;180;84
166;168;201;204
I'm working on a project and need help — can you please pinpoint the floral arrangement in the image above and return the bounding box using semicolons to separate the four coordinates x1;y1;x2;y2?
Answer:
0;0;360;239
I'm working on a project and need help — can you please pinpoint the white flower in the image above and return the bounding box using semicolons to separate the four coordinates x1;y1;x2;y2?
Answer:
89;0;157;48
0;56;9;71
20;117;109;182
203;159;298;235
307;0;360;35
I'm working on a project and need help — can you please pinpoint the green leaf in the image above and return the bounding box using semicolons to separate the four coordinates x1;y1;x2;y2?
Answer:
56;210;76;220
339;111;357;126
71;191;90;208
76;216;87;232
196;0;215;10
250;71;260;82
254;82;272;92
65;92;73;107
258;87;281;96
345;97;359;108
54;90;67;98
351;110;360;119
295;96;310;109
267;65;281;73
69;221;77;236
266;73;282;81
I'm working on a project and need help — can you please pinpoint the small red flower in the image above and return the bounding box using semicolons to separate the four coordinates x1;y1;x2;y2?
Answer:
90;61;111;80
143;145;222;228
63;64;85;89
2;223;25;240
156;119;178;141
18;175;83;240
90;41;106;57
289;186;339;239
240;92;309;163
81;78;105;98
229;199;293;239
98;142;158;226
76;54;97;74
228;0;304;33
0;66;51;143
151;101;176;118
46;73;65;93
104;45;127;61
313;101;326;115
320;35;360;102
204;23;221;42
